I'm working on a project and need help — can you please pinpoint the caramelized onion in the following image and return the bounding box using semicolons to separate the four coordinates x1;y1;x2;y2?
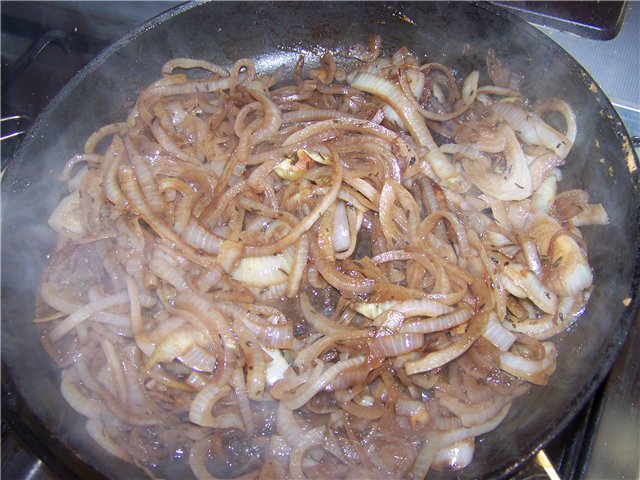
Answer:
37;37;605;480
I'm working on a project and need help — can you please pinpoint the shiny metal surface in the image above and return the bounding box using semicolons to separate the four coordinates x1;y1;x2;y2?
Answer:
584;310;640;480
535;2;640;139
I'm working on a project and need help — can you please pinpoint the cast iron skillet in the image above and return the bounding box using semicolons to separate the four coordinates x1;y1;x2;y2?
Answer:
2;2;639;479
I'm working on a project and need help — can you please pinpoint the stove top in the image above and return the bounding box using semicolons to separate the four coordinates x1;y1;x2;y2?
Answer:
1;2;638;480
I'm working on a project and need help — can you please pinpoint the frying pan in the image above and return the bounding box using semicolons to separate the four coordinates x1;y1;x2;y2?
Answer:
2;2;639;479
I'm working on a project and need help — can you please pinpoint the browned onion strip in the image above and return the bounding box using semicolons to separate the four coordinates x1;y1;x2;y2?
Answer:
284;357;367;410
50;293;130;342
175;291;237;386
84;122;128;154
311;239;375;294
401;308;474;334
299;292;355;334
245;150;343;257
119;167;210;266
405;311;490;375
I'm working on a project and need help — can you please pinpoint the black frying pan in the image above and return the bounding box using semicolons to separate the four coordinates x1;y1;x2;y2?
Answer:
2;2;639;479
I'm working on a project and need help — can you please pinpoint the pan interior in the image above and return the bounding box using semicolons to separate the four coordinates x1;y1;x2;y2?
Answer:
2;2;638;479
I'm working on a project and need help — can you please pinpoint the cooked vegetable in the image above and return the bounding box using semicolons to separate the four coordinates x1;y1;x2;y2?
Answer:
37;38;604;479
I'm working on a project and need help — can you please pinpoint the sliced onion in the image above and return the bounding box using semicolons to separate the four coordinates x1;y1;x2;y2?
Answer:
232;367;255;433
395;398;429;421
284;356;366;409
178;345;216;372
145;327;197;369
230;253;292;287
149;253;189;290
333;201;351;253
311;240;375;294
500;342;557;385
519;235;543;277
432;438;475;471
460;126;532;201
502;262;557;314
531;175;557;213
276;401;307;446
119;167;208;265
390;298;454;318
506;295;581;340
300;293;355;334
241;317;294;349
535;97;577;148
245;150;343;257
176;290;237;385
342;398;385;420
246;87;283;143
440;403;511;447
492;103;571;159
40;282;81;314
85;419;130;462
61;368;105;419
410;432;441;480
405;311;489;375
286;234;309;298
401;308;473;334
182;218;223;255
482;313;517;352
289;426;326;480
189;382;241;428
370;333;424;358
48;191;86;235
569;204;609;227
50;293;130;341
349;71;467;190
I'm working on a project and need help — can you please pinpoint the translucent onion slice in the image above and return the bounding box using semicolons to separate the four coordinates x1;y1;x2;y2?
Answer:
440;403;511;448
284;356;366;409
401;308;473;334
188;382;242;429
85;419;130;462
432;438;475;472
50;293;130;342
440;394;512;428
276;401;307;446
405;311;489;375
230;252;292;287
61;368;105;419
145;327;196;370
370;333;424;358
502;262;557;314
48;191;86;235
500;342;557;385
569;204;609;227
459;126;532;201
482;313;517;352
349;71;467;191
299;293;355;334
289;426;326;480
333;201;351;253
492;103;571;159
178;345;216;373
